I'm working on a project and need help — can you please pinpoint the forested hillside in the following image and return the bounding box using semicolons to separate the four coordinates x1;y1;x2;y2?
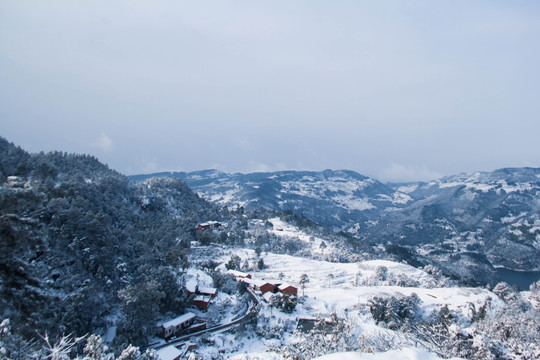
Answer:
0;138;361;358
0;137;222;353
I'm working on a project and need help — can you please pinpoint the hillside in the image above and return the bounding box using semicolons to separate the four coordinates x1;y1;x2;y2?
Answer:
0;138;366;358
184;219;540;359
371;169;540;282
131;168;540;285
0;138;223;353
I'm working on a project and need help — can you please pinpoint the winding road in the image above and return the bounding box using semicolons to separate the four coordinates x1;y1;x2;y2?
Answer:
150;287;261;351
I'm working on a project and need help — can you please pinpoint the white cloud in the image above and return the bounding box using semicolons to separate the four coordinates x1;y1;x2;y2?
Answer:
92;133;113;152
380;163;442;183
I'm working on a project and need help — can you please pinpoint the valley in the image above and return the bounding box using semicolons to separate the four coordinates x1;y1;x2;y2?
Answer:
1;137;540;359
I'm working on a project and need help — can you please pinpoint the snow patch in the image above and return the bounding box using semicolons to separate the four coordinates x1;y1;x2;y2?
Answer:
313;348;463;360
396;184;418;194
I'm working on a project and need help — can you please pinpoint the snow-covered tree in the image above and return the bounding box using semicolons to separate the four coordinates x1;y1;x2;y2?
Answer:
82;334;106;360
375;266;388;282
271;293;297;313
299;274;309;297
41;333;85;360
282;313;353;359
492;282;517;303
369;293;421;329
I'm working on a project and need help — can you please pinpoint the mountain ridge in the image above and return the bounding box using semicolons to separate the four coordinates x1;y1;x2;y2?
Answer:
130;169;412;228
130;166;540;278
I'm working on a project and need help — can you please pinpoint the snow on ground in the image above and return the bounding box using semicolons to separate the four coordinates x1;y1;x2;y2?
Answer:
193;249;502;358
268;218;311;242
396;184;418;194
265;217;342;257
434;176;535;194
191;234;502;359
313;348;463;360
250;253;499;319
185;268;214;292
203;187;243;206
209;244;500;321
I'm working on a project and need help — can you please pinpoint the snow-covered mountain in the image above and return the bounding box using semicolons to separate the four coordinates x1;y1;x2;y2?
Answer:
131;167;540;279
130;169;412;228
374;168;540;277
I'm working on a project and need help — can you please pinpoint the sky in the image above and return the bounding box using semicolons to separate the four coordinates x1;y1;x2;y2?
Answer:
1;1;539;182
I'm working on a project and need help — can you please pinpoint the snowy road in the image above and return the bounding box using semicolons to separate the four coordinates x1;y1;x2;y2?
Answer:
150;287;260;351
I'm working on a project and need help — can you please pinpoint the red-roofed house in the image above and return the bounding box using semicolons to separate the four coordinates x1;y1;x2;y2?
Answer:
198;287;217;298
227;269;252;279
192;295;212;310
197;221;222;230
278;284;298;296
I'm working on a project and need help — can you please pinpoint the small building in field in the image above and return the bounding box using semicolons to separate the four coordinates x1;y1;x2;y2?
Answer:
296;317;337;333
243;279;281;294
197;221;222;231
278;283;298;296
158;313;197;339
259;282;278;294
227;269;252;279
257;280;281;294
156;345;183;360
192;295;212;310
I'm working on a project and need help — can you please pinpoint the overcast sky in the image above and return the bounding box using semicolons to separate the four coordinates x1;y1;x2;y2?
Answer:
1;1;539;182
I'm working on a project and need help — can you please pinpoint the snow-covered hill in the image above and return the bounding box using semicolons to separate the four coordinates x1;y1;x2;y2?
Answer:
186;233;538;359
3;138;539;360
375;168;540;278
313;348;462;360
131;167;540;282
130;169;412;228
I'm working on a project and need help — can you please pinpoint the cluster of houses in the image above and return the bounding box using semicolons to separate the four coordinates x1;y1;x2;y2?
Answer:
227;270;298;303
154;311;207;358
153;269;302;360
187;284;217;310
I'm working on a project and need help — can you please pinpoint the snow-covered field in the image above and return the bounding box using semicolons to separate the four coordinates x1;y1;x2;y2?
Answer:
254;253;498;318
313;348;462;360
189;243;501;359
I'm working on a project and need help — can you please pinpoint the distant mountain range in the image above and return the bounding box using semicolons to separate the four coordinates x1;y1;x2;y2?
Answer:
129;169;412;228
130;168;540;276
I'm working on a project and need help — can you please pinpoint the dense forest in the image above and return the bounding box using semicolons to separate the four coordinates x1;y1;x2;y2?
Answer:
0;137;227;356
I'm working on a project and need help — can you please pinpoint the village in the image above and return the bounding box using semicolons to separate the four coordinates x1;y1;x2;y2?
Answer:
148;219;503;359
152;267;300;360
150;221;302;360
